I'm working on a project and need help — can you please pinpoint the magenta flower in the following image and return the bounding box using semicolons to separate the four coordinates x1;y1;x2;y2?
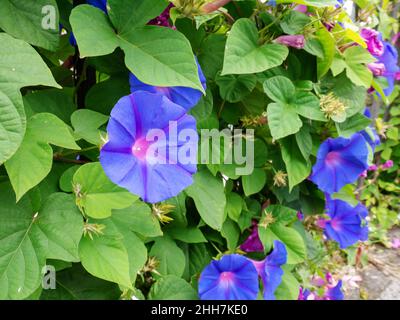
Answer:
361;28;384;56
274;35;305;49
382;160;394;169
250;240;287;300
318;198;368;249
368;62;386;76
368;164;378;171
297;211;304;220
148;3;174;28
310;133;369;194
240;221;264;253
100;91;198;203
198;254;259;300
294;5;308;13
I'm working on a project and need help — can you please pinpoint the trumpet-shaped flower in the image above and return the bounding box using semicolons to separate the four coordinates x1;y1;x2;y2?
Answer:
318;198;368;249
100;91;198;203
360;28;384;57
250;240;287;300
240;220;264;253
129;61;206;111
198;254;259;300
376;42;400;96
310;133;369;194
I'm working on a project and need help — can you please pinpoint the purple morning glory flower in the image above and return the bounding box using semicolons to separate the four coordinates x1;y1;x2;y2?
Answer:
360;28;384;57
240;221;264;253
100;91;198;203
148;3;174;27
368;62;386;76
324;280;344;300
198;254;259;300
251;240;287;300
310;133;369;194
129;61;206;111
376;42;400;96
274;35;305;49
318;198;368;249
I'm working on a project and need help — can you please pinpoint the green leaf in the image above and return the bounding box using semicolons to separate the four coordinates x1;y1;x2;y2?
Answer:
264;76;325;140
24;88;76;124
0;0;60;51
259;224;306;264
221;218;240;251
85;75;130;115
37;193;84;262
264;205;298;225
166;227;207;244
5;113;80;201
71;109;108;145
316;26;335;79
216;73;257;103
274;267;300;300
119;26;204;92
150;236;186;277
331;46;375;88
226;192;244;222
267;102;302;140
336;113;371;137
70;5;119;57
72;162;137;219
79;225;132;288
263;75;296;103
186;169;227;231
0;33;60;165
222;18;288;75
242;168;267;196
295;91;326;122
280;135;311;191
148;275;198;300
0;185;83;299
280;11;311;35
108;0;167;33
71;6;203;91
104;216;147;282
112;201;163;238
40;264;121;300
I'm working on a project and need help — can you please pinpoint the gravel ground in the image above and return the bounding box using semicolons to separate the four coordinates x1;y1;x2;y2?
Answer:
344;229;400;300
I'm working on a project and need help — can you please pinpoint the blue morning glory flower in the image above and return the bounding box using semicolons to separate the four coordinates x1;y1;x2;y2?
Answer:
360;108;380;150
310;133;369;194
100;91;198;203
129;60;207;111
324;280;344;300
376;42;400;96
87;0;107;13
198;254;259;300
251;240;287;300
318;198;368;249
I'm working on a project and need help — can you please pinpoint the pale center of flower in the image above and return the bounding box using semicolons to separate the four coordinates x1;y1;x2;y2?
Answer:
325;151;341;166
330;218;342;231
219;271;234;285
132;137;150;160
